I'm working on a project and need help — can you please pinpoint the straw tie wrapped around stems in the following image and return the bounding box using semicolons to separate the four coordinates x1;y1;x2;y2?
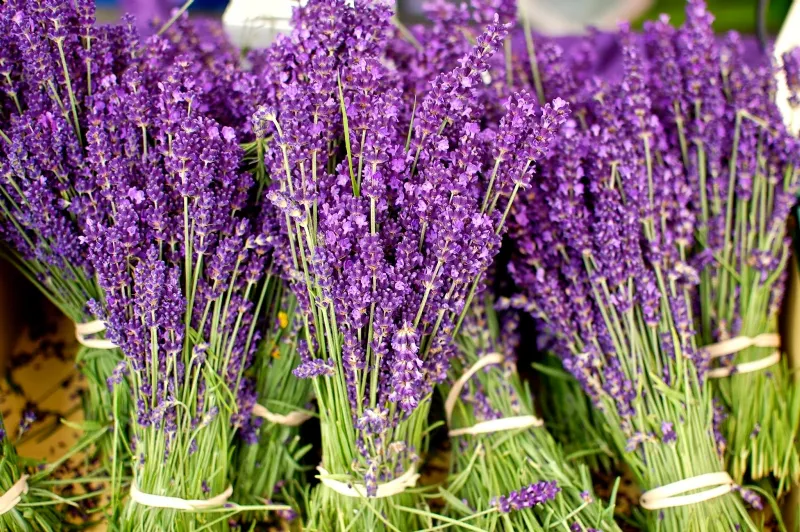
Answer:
75;320;119;350
130;483;234;511
444;352;543;437
250;404;311;427
315;466;420;499
0;475;28;516
704;334;782;378
639;472;734;511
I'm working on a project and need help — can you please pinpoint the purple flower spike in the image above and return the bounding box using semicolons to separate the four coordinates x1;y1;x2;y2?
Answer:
493;481;561;514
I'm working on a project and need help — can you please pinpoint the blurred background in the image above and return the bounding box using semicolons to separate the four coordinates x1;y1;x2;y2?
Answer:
97;0;794;35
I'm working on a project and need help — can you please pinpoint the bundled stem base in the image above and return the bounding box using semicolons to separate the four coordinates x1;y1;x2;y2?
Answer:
443;308;620;532
306;400;433;531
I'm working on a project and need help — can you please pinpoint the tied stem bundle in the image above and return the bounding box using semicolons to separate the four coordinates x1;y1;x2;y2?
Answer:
438;302;620;532
508;18;760;531
80;51;287;529
232;287;314;522
0;415;59;532
642;13;800;488
0;0;139;483
252;1;566;529
0;3;257;507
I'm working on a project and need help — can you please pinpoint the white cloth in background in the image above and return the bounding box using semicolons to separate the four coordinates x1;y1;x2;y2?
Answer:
223;0;301;49
224;0;385;49
518;0;653;35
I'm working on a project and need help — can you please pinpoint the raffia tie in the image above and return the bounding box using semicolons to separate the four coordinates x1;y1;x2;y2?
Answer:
75;319;118;350
705;333;781;379
251;403;312;427
316;465;419;499
640;472;734;510
0;475;29;515
129;482;233;511
445;353;543;437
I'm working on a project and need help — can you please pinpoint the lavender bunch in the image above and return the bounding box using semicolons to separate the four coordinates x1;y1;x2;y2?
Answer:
0;3;257;506
81;60;286;529
643;1;800;490
398;2;620;479
137;13;316;520
439;300;620;532
0;0;139;479
509;24;760;530
255;1;565;528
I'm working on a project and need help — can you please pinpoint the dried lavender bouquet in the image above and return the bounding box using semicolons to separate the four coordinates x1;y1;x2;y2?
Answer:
642;1;800;490
439;300;620;532
255;1;567;528
0;3;258;508
509;25;760;531
81;61;288;530
0;0;139;476
393;0;620;485
146;10;318;521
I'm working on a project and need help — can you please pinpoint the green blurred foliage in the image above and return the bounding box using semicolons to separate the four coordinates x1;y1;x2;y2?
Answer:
635;0;792;34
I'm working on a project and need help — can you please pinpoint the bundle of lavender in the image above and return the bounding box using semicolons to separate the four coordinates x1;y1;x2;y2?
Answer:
0;3;259;506
0;0;139;474
440;300;620;532
394;1;620;478
140;11;317;519
509;24;762;531
642;1;800;489
256;1;566;528
80;59;288;528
